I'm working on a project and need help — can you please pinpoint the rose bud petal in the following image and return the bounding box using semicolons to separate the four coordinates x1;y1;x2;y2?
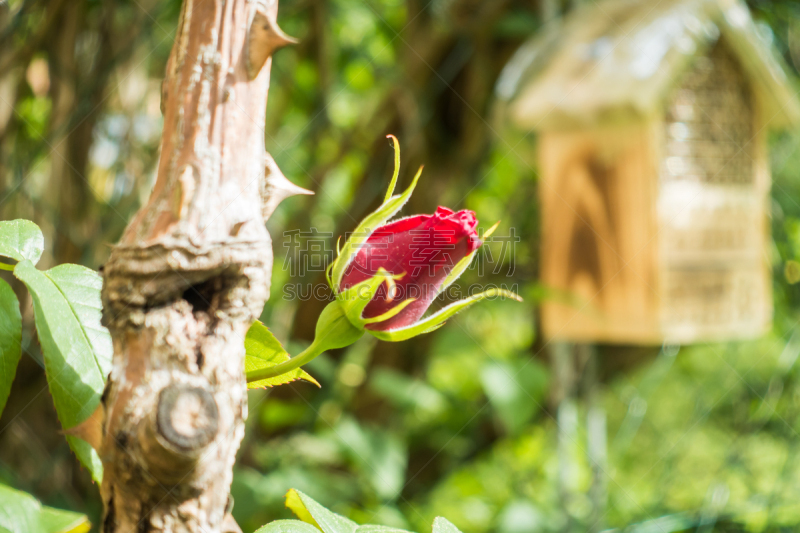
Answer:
340;206;482;331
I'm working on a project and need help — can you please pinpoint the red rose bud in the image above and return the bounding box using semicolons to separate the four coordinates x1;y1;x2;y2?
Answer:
340;207;482;331
248;135;520;385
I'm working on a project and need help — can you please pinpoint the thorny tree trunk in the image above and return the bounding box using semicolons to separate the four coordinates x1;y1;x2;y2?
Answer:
99;0;292;531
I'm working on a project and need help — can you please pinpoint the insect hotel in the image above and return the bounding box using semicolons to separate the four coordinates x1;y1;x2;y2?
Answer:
498;0;800;344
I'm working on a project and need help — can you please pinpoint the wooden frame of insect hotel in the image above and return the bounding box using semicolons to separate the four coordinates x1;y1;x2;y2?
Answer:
498;0;800;344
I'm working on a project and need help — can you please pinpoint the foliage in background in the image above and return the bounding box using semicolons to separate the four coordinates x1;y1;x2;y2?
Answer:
1;0;800;532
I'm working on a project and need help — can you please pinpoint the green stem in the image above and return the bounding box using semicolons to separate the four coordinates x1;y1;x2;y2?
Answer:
245;338;325;383
0;263;15;271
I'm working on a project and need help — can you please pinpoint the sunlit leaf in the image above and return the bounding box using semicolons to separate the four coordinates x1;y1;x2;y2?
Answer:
0;484;90;533
431;517;462;533
255;520;321;533
0;279;21;418
39;505;91;533
46;264;112;376
285;489;357;533
356;526;414;533
245;321;319;389
0;484;43;533
0;219;44;265
13;260;105;482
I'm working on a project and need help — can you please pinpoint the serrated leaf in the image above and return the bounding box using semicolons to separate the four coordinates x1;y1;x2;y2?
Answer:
0;219;44;265
45;264;112;376
356;526;415;533
245;321;319;389
285;489;357;533
40;506;90;533
13;260;105;482
431;518;461;533
255;520;321;533
0;278;22;418
0;483;43;533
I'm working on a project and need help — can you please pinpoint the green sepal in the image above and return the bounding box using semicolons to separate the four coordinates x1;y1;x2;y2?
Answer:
314;300;365;350
337;268;410;329
438;249;478;298
383;135;401;203
330;166;423;293
367;288;522;342
361;299;416;325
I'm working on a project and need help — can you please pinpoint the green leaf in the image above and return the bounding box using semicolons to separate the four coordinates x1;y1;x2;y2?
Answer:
356;526;415;533
45;264;112;377
39;506;91;533
431;518;461;533
0;484;90;533
0;483;43;533
13;260;106;482
255;520;321;533
0;278;22;417
0;219;44;265
285;489;358;533
245;321;319;389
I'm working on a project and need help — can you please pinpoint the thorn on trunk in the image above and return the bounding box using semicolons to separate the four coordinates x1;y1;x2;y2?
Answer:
222;498;242;533
261;152;313;221
246;9;298;80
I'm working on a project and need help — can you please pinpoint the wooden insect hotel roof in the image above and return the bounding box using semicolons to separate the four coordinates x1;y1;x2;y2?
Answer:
497;0;800;131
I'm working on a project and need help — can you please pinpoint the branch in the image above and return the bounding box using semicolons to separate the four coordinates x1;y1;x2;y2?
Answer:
98;0;295;531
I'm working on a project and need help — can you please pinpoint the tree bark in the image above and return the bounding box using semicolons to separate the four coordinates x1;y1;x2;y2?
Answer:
99;0;287;530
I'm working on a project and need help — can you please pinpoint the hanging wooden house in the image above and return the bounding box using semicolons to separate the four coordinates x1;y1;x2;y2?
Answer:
498;0;800;344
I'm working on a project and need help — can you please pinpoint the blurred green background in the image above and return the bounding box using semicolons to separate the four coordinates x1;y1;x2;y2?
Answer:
2;0;800;532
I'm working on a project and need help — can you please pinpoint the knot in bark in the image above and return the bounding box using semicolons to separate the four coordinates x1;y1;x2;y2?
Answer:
156;384;219;454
